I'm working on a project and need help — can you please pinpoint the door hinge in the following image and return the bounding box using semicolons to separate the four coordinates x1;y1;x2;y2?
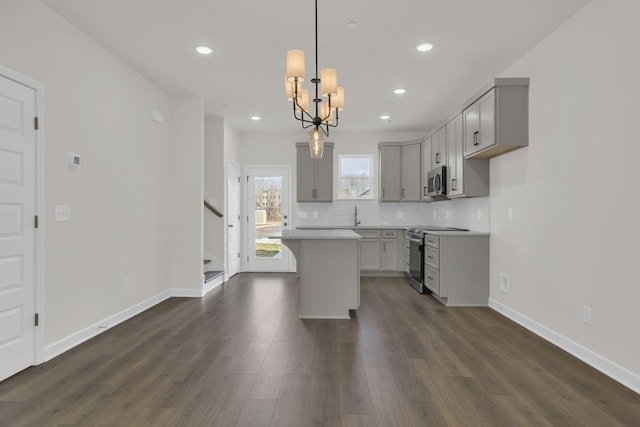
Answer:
34;117;39;130
238;176;241;183
238;253;240;258
246;176;249;183
34;215;39;228
238;214;241;220
247;216;249;222
247;256;249;263
35;313;39;327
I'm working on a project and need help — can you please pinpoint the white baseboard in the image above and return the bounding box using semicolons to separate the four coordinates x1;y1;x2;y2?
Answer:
202;275;224;296
489;298;640;395
43;284;221;362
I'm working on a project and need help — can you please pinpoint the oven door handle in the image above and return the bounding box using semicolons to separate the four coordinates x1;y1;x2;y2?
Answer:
408;237;423;244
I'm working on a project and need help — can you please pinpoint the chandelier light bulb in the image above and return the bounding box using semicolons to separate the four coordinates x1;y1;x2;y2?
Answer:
309;128;324;159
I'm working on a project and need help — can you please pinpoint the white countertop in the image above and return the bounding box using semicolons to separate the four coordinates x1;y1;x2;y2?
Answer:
271;229;361;240
296;225;489;236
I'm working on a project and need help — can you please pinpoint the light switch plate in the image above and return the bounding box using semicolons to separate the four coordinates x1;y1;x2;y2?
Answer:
55;205;71;222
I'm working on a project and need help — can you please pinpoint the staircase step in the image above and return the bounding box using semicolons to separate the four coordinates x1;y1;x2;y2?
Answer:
204;271;224;283
203;259;211;265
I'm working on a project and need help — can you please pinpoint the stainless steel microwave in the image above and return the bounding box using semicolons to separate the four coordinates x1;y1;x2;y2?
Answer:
426;166;448;198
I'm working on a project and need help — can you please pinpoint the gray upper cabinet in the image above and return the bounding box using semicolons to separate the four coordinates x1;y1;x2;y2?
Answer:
446;114;489;198
296;142;333;202
401;143;421;201
379;145;402;201
430;126;447;169
463;78;529;159
379;141;422;202
421;136;432;201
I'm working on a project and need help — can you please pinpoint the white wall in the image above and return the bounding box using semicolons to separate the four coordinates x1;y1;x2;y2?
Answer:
491;0;640;389
204;116;225;269
168;97;205;290
0;1;203;347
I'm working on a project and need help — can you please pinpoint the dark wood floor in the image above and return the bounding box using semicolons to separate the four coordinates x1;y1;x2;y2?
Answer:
1;273;639;426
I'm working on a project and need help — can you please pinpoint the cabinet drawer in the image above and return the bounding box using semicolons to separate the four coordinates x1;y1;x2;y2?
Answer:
425;234;439;248
425;266;440;294
425;247;439;269
355;230;380;238
381;230;397;238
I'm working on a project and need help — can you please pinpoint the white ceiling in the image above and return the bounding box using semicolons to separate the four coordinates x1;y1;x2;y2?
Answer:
42;0;590;134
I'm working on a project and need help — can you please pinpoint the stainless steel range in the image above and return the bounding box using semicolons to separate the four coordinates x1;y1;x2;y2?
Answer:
406;228;426;293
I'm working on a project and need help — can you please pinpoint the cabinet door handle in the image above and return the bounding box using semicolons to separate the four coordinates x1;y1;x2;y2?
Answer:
382;188;385;198
313;189;317;198
427;255;434;259
402;188;405;198
435;152;440;164
423;186;428;197
473;131;479;146
452;178;457;191
427;276;434;281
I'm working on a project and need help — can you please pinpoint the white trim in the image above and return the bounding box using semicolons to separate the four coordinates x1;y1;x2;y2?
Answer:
0;65;46;365
489;298;640;395
202;274;224;296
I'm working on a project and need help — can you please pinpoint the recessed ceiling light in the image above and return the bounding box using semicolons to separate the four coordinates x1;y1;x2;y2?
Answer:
380;115;390;120
251;115;261;121
416;43;434;52
195;45;213;55
393;88;407;95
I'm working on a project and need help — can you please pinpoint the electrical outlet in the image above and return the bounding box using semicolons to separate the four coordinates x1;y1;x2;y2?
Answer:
583;306;592;325
313;211;319;219
298;211;308;218
446;210;451;219
55;205;71;222
123;278;130;291
433;211;437;219
499;273;510;294
508;207;514;220
477;209;482;221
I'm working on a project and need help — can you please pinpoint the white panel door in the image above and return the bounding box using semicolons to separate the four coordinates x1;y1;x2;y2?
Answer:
246;166;290;271
227;161;240;278
0;74;36;381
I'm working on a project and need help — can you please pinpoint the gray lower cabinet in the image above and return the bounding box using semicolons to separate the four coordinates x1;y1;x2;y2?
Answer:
358;231;381;271
424;233;489;306
296;142;333;202
354;229;404;273
463;78;529;159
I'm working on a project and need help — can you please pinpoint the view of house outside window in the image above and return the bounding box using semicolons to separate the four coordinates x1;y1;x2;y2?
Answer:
339;155;373;199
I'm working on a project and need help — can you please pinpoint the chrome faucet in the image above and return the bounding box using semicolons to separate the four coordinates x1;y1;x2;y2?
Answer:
354;205;361;227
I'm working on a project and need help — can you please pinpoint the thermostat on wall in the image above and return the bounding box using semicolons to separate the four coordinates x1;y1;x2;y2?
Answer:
67;153;81;169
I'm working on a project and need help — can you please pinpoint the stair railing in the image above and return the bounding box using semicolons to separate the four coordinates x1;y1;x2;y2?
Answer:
204;200;223;218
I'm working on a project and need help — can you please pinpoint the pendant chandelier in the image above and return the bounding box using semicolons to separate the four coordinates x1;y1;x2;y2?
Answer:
285;0;344;159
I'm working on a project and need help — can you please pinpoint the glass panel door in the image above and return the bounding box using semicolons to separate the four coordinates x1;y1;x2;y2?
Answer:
246;166;290;271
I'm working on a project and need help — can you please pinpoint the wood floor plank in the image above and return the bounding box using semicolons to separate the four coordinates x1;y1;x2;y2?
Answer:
0;274;637;427
270;373;311;427
235;399;276;427
364;367;413;427
340;413;378;427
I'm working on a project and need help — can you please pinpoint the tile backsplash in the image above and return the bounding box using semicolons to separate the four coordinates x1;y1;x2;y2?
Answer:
296;197;490;232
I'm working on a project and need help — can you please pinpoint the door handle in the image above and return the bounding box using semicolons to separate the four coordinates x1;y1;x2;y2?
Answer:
228;224;233;228
473;131;479;146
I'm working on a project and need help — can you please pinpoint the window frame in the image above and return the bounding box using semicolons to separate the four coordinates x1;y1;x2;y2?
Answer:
337;154;375;200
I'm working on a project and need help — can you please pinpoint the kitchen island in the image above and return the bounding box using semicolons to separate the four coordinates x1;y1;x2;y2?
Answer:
271;229;361;319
